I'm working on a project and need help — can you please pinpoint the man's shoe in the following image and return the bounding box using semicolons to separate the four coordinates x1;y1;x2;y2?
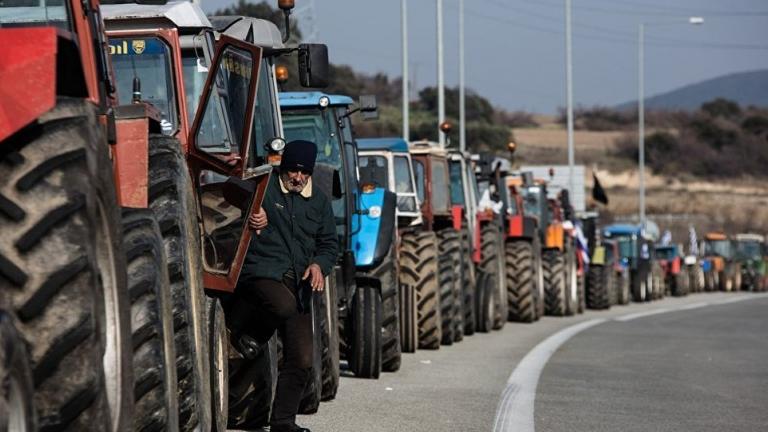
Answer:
234;334;263;360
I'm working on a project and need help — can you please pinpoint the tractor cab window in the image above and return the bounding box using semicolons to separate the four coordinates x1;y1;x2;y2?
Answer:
705;240;731;258
0;0;71;31
111;37;177;134
655;247;675;260
394;155;418;213
412;159;426;205
617;237;635;260
359;155;388;190
521;186;542;218
736;241;761;260
448;161;465;206
431;159;450;213
282;107;344;220
182;44;212;126
249;61;278;167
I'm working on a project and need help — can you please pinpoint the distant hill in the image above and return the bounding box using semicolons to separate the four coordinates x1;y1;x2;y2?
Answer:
617;69;768;111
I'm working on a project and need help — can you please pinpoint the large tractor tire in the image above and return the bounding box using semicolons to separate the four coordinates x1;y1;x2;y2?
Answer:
505;241;538;323
616;270;631;305
207;298;228;432
227;336;278;429
577;271;586;314
399;282;418;353
121;209;179;432
0;312;36;432
0;99;134;431
147;135;211;432
347;284;382;379
371;245;401;373
297;307;323;414
399;231;441;350
565;246;580;316
458;227;476;335
318;274;340;399
651;262;665;300
480;222;507;330
671;270;689;297
631;271;649;302
543;249;578;316
475;271;496;333
586;265;611;310
437;228;461;345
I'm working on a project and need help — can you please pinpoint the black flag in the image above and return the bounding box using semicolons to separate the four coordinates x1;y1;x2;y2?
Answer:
592;172;608;205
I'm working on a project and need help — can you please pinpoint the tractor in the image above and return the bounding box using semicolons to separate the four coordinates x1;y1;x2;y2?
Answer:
447;149;488;334
509;173;584;317
408;140;464;346
278;92;398;381
702;232;741;292
654;244;689;297
734;233;767;292
502;172;546;322
603;224;664;302
101;2;331;429
472;154;510;329
356;138;450;349
0;0;318;430
586;238;631;308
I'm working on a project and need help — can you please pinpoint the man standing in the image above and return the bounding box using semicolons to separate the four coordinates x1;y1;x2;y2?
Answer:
237;140;337;432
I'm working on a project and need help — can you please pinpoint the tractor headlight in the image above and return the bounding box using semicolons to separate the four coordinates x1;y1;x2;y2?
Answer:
319;96;331;109
268;137;286;152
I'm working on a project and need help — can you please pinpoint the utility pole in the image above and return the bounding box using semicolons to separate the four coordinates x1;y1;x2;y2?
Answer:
566;0;575;201
459;0;466;152
638;22;645;231
437;0;446;147
402;0;410;141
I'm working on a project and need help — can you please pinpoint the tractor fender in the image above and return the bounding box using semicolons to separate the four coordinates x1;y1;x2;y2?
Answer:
0;27;58;142
111;104;163;208
353;188;396;269
507;215;538;240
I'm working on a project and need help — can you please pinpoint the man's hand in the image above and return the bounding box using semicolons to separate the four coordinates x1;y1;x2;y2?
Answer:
248;208;267;234
302;263;324;292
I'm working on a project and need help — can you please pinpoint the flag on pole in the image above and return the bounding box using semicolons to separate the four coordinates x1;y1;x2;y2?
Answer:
592;172;608;205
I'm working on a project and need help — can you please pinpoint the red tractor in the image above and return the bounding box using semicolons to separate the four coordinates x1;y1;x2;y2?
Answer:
0;1;325;430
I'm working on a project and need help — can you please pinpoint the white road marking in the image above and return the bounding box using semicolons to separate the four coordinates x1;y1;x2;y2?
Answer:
613;307;671;322
492;318;606;432
493;293;768;432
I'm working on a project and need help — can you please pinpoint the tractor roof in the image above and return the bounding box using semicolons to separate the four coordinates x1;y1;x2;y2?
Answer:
409;140;447;156
209;16;284;51
705;232;728;241
603;224;642;237
279;92;354;109
735;233;765;242
356;138;409;153
102;1;211;30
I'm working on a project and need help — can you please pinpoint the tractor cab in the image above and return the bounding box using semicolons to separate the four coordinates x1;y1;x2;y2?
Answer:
604;224;663;301
734;233;766;291
357;138;422;228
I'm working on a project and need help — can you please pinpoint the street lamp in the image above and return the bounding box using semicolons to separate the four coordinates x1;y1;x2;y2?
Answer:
402;0;409;141
437;0;446;147
637;16;703;231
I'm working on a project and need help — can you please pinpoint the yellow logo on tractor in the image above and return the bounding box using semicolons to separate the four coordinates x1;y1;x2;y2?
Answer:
132;40;146;54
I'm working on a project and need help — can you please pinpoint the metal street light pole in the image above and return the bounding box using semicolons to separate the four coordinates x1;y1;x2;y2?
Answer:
638;21;645;230
638;16;703;231
437;0;446;147
402;0;409;141
566;0;575;200
459;0;466;152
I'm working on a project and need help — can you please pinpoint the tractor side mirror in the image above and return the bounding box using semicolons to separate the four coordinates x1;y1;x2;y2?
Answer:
359;95;379;120
298;44;329;88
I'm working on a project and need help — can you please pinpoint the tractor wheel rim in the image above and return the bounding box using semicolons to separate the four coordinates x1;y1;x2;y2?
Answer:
8;375;29;432
95;197;124;432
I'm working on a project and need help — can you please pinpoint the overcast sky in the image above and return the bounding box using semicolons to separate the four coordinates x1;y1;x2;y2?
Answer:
202;0;768;113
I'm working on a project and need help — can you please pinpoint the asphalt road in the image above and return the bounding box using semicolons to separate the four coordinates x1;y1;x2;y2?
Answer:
294;292;768;432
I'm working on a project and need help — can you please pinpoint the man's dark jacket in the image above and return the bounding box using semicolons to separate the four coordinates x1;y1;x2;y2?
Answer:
241;173;337;283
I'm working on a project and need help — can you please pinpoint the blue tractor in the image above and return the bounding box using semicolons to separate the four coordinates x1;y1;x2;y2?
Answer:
356;138;452;351
279;92;399;383
603;224;664;302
